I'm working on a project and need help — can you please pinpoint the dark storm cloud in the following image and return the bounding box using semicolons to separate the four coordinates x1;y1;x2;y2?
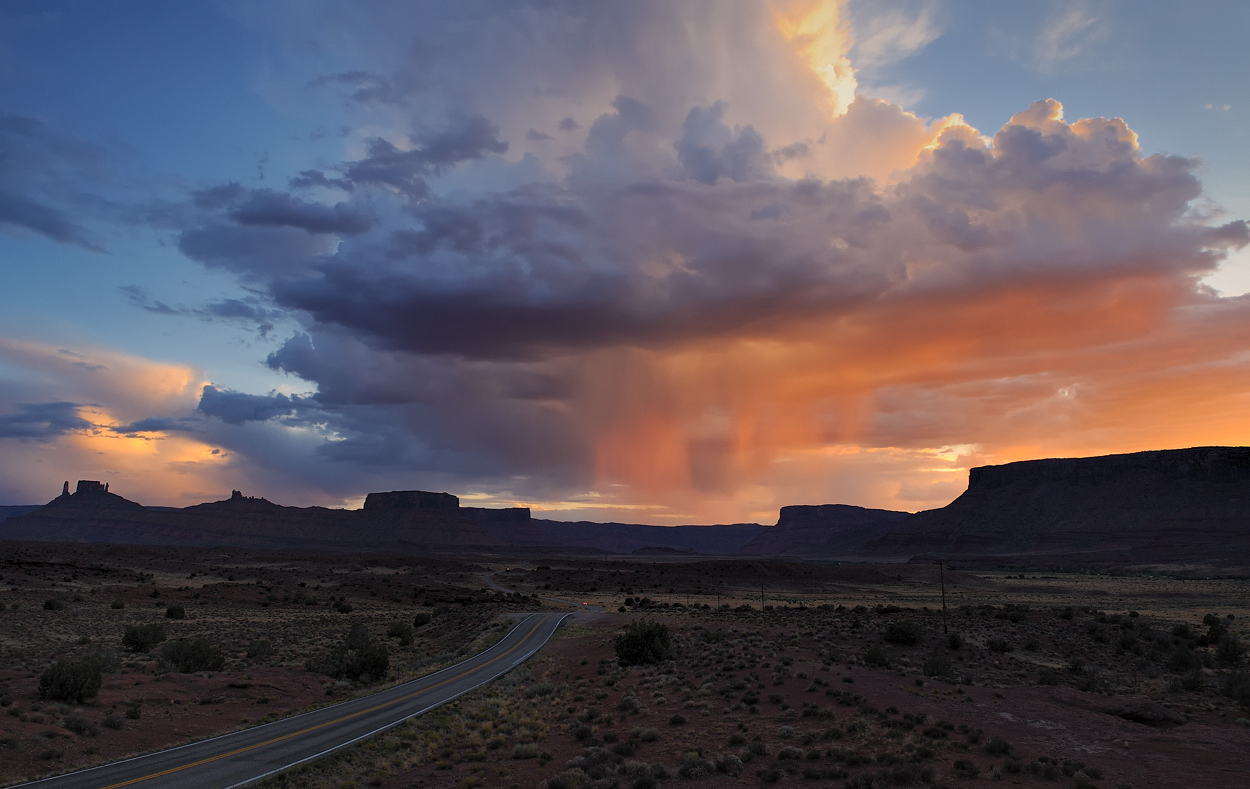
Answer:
229;190;373;235
196;385;305;425
0;402;92;440
111;416;193;434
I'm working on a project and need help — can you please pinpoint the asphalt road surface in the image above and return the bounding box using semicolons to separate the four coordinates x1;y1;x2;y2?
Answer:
15;612;569;789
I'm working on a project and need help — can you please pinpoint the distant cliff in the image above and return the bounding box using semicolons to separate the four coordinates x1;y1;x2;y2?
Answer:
0;485;544;552
867;446;1250;563
736;504;911;557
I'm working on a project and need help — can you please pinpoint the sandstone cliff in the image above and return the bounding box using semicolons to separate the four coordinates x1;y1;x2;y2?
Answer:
867;446;1250;563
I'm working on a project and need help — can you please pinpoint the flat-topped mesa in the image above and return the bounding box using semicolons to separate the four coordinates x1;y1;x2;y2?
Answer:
74;480;109;496
363;490;459;511
968;446;1250;489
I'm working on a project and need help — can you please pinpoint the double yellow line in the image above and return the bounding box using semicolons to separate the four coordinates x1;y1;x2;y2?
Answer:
98;616;548;789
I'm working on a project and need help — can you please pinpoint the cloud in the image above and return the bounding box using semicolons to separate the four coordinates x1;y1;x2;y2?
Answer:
1033;1;1108;72
343;116;508;199
849;1;941;69
0;402;92;440
196;385;303;425
0;115;107;250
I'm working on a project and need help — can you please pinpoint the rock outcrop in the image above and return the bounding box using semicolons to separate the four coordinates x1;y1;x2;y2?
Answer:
867;446;1250;563
735;504;911;557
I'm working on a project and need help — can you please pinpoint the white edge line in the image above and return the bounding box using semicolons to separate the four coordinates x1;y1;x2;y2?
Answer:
9;613;553;789
223;613;569;789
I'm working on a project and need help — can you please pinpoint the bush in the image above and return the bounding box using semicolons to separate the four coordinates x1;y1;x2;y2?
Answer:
387;621;415;646
39;657;102;703
125;704;142;720
413;612;432;628
987;637;1012;653
863;647;890;667
306;628;390;683
102;714;123;730
63;716;97;736
43;599;66;611
985;736;1012;756
947;633;962;650
164;605;185;619
952;759;979;778
883;621;921;645
246;638;274;660
668;714;686;725
160;638;225;673
512;743;538;759
1218;634;1244;665
109;600;125;610
122;623;166;653
922;654;951;677
614;620;674;666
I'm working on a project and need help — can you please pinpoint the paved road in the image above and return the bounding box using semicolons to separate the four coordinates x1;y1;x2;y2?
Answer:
15;613;568;789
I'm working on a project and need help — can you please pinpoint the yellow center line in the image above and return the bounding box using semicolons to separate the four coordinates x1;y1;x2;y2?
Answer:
98;616;548;789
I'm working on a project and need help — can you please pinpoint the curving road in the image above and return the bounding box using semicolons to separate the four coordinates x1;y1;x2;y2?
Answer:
14;612;568;789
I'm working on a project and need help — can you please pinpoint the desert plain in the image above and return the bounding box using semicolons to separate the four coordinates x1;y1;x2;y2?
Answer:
1;542;1249;789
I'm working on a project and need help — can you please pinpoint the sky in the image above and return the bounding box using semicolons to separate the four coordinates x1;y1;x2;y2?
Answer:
0;0;1247;525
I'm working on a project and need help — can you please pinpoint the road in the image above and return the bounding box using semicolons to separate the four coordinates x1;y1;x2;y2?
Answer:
15;612;568;789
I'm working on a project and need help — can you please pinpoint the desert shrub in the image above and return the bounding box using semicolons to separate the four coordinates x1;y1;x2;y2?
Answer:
164;605;185;619
125;704;142;720
43;599;66;611
63;716;97;736
862;647;890;667
346;623;373;650
638;727;659;742
102;714;123;730
38;657;102;703
512;743;538;759
922;653;951;677
986;737;1012;756
668;713;686;725
160;637;225;673
1167;647;1201;673
946;633;962;650
952;758;979;778
246;638;274;660
109;600;124;610
122;623;166;653
883;621;921;645
1218;634;1244;665
413;612;431;628
306;628;389;682
386;621;415;646
987;637;1012;653
614;620;674;666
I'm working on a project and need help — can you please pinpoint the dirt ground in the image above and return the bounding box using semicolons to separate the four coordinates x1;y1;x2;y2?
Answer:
3;546;1250;788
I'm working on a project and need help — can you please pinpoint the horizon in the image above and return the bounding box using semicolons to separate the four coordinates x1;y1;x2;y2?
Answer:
1;1;1248;526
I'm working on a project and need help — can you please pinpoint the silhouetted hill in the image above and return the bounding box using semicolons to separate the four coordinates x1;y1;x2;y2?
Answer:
735;504;911;557
867;446;1250;564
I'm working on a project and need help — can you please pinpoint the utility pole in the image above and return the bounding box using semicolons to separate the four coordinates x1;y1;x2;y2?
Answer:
938;560;949;635
760;580;765;608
